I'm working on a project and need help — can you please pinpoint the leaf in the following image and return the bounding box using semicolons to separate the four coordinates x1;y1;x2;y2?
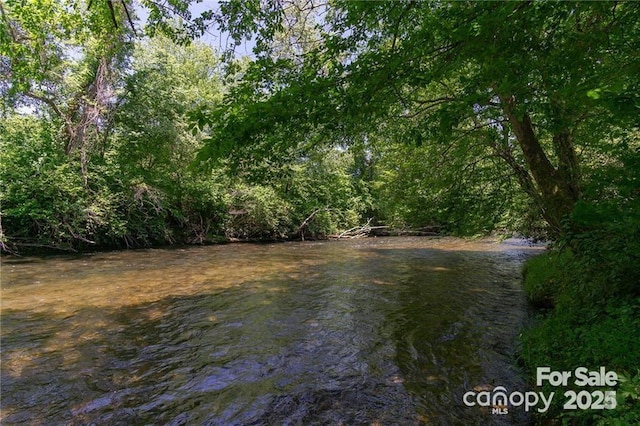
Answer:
587;88;602;100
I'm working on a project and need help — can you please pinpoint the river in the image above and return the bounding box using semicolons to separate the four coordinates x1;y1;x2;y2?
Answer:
1;237;543;425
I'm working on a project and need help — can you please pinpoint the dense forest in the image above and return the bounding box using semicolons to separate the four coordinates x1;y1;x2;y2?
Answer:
1;0;639;423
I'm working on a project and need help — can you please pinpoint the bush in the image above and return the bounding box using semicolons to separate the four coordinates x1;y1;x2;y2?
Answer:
1;116;98;250
224;184;293;239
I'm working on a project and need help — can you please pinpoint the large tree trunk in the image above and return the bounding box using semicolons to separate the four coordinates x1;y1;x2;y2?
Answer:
500;95;579;235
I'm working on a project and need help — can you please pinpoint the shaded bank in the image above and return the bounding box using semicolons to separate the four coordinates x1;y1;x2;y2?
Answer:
520;245;640;424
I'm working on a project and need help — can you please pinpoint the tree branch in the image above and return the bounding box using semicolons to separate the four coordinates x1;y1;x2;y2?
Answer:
120;0;137;34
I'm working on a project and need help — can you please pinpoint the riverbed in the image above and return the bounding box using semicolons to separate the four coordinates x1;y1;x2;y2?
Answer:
1;237;543;424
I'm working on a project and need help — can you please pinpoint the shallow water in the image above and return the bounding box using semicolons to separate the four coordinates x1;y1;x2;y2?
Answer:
1;237;543;424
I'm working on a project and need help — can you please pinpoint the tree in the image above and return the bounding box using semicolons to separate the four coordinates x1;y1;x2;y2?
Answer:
1;0;133;185
193;1;639;236
112;36;230;243
114;36;222;183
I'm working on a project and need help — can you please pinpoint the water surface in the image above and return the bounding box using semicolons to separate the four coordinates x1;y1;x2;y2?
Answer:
1;237;542;424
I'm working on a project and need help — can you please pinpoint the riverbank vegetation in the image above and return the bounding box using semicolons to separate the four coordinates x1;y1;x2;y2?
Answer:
520;162;640;423
1;1;639;423
0;1;541;252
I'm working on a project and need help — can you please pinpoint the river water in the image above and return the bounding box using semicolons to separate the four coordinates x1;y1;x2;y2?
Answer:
1;237;543;425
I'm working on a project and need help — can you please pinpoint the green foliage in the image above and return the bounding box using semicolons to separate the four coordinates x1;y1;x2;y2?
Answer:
520;127;639;423
1;116;85;249
2;116;124;249
616;371;640;410
1;0;131;104
369;133;537;236
224;184;292;239
3;1;638;249
522;250;574;309
195;1;640;236
521;207;640;423
1;32;376;251
279;149;372;238
1;34;225;251
562;141;640;301
521;294;640;424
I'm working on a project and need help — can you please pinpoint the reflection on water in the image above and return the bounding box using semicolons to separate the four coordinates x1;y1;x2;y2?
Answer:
1;237;542;424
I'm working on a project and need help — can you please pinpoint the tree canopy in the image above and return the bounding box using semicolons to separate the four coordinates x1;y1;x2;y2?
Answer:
1;0;638;248
194;0;639;236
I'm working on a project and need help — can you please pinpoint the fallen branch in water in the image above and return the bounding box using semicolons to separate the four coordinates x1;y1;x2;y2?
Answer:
297;207;338;241
0;216;15;254
331;218;390;239
329;223;442;239
369;226;442;237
